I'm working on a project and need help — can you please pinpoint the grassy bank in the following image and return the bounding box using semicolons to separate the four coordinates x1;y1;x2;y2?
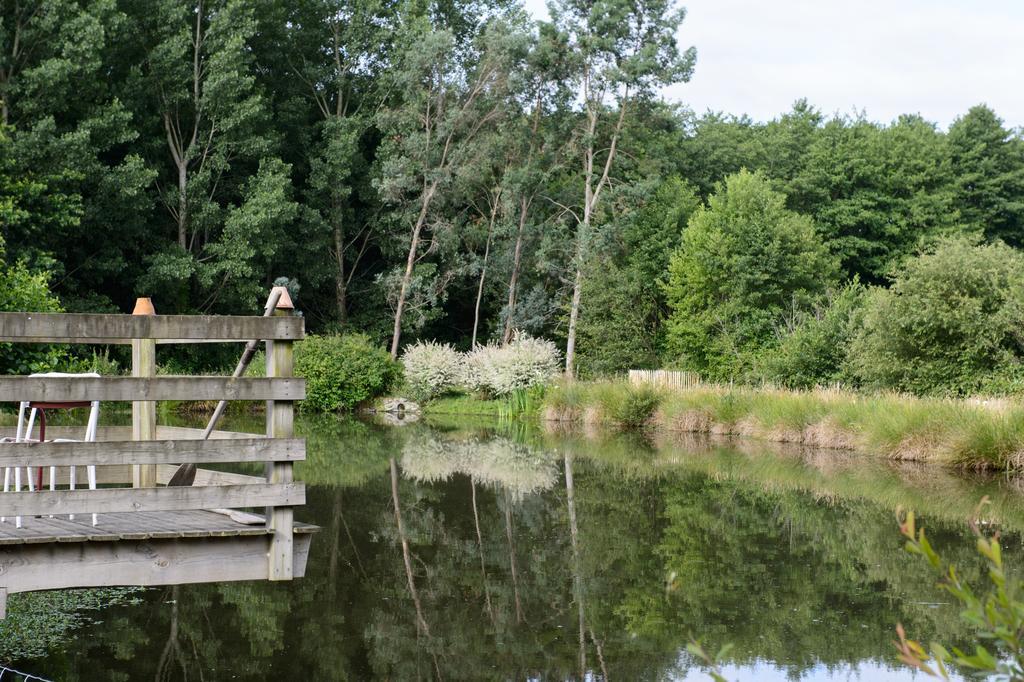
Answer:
420;387;546;419
421;394;506;417
542;380;1024;470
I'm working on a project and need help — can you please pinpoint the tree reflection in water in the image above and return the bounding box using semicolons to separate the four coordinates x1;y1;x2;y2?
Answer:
11;416;1024;681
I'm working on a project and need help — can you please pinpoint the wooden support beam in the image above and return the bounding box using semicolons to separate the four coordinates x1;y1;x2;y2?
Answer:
0;376;305;402
0;534;313;599
266;290;296;581
132;303;157;488
0;438;305;468
0;312;304;343
0;482;304;517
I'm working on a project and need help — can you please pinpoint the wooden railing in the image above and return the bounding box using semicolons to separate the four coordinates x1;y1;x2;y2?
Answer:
0;294;306;580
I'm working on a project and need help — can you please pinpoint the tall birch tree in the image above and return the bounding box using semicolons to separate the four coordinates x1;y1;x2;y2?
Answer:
376;16;527;359
549;0;695;375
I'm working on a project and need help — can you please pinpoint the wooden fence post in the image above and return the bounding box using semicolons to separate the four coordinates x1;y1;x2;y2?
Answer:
132;298;157;488
266;286;295;580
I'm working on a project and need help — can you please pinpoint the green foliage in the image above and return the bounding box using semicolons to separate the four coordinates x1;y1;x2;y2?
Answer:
757;282;866;389
2;0;1024;401
576;178;701;377
603;384;662;428
575;263;661;377
787;114;963;282
0;587;142;661
896;503;1024;681
847;238;1024;395
665;169;838;380
294;334;401;412
948;105;1024;248
0;260;65;374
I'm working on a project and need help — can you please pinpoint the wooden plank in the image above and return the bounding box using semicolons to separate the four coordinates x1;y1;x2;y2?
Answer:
0;438;304;468
132;333;157;488
0;425;262;441
0;482;304;517
156;464;264;487
0;510;317;545
0;376;305;402
0;533;313;598
154;426;259;440
0;312;304;343
265;314;295;581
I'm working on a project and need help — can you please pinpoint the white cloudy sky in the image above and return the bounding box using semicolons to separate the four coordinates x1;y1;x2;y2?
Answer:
522;0;1024;128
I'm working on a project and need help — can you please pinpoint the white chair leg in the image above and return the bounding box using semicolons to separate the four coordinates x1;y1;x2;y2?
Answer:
87;400;100;525
86;401;99;442
69;465;76;521
14;468;21;529
24;408;36;441
88;465;97;526
2;466;9;523
10;402;26;524
15;402;26;442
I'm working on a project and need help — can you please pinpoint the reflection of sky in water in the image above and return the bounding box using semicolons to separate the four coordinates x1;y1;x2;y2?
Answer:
674;659;964;681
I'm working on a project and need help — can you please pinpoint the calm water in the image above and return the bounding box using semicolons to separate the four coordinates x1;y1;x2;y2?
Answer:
5;414;1024;681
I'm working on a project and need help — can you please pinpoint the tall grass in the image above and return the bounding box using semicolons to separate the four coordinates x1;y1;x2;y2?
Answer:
540;380;1024;471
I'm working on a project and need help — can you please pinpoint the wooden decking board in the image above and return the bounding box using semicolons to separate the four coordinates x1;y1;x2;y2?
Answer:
0;509;315;546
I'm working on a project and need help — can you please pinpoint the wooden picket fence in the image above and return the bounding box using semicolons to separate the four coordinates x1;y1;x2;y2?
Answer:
627;369;702;390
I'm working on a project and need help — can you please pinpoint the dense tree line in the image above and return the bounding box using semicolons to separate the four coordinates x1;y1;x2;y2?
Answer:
1;1;1023;391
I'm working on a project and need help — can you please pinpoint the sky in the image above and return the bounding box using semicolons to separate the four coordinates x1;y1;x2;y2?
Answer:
522;0;1024;129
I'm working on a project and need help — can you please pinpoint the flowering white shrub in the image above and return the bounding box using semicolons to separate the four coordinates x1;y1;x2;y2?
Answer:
461;333;561;397
401;340;462;400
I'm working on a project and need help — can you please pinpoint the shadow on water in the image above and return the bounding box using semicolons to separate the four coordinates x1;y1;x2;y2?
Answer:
7;414;1022;680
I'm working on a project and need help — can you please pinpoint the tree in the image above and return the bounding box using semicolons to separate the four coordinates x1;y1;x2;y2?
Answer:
549;0;696;376
947;105;1024;248
575;177;700;376
788;115;961;283
1;0;156;312
285;0;399;326
676;111;766;199
756;281;865;389
846;238;1024;395
127;0;295;312
375;16;527;359
664;169;837;380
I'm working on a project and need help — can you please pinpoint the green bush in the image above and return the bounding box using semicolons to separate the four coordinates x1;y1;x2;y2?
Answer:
294;334;401;412
0;260;65;374
615;386;663;428
664;169;838;380
588;381;664;428
846;238;1024;395
757;282;866;388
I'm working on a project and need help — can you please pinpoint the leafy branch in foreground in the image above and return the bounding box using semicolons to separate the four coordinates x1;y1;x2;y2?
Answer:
687;638;733;682
896;499;1024;680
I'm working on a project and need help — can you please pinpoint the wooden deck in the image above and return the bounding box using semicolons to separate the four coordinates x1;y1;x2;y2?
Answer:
0;298;316;619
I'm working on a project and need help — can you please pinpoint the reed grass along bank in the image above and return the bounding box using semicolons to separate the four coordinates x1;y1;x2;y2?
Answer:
542;381;1024;471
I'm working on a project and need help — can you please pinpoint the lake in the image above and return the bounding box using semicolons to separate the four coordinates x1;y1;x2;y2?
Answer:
4;413;1020;681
